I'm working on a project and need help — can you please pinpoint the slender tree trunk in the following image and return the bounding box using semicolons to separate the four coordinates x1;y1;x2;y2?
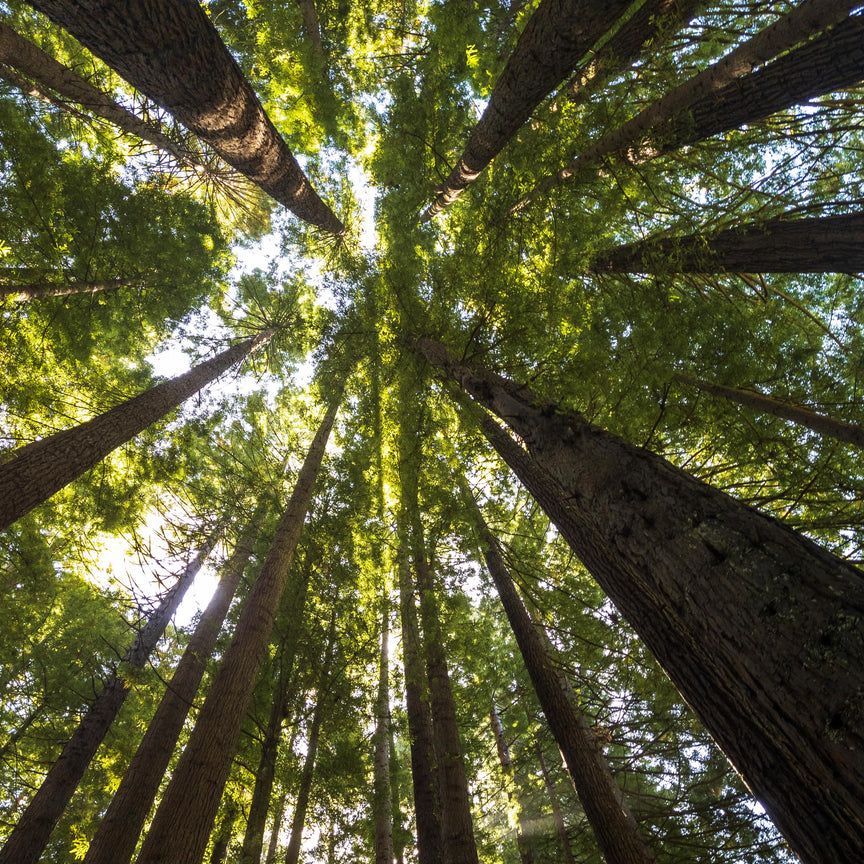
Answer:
672;372;864;448
590;212;864;274
489;702;534;864
84;506;266;864
0;332;270;531
417;336;864;864
421;0;632;220
397;539;443;864
511;0;861;213
373;600;394;864
534;735;577;864
389;723;406;864
263;788;289;864
209;802;238;864
296;0;326;73
134;385;344;864
27;0;344;234
0;525;221;864
0;278;131;302
283;611;337;864
465;486;654;864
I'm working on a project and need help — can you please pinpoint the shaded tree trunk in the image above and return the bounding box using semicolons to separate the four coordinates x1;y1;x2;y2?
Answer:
417;336;864;864
296;0;326;73
263;788;289;864
209;802;238;864
534;734;577;864
0;331;270;531
0;278;131;302
134;385;344;864
0;525;221;864
421;0;632;220
84;507;265;864
465;486;655;864
27;0;344;234
389;722;406;864
590;212;864;274
373;600;394;864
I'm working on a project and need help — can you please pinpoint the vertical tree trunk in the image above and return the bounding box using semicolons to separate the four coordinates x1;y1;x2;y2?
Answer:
283;610;337;864
389;723;406;864
534;734;577;864
84;507;265;864
464;486;654;864
0;278;131;302
0;332;270;531
417;337;864;864
373;600;394;864
209;802;238;864
27;0;344;234
263;788;289;864
0;524;222;864
134;385;344;864
296;0;326;73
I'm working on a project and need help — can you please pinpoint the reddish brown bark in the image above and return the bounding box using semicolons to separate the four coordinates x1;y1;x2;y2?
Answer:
418;337;864;864
27;0;344;234
133;387;343;864
0;332;269;532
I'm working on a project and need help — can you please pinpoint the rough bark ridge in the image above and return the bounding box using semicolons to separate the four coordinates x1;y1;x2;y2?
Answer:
463;486;655;864
421;0;631;220
0;278;131;301
27;0;344;234
0;525;221;864
84;507;265;864
0;331;269;531
590;212;864;274
134;386;343;864
417;337;864;864
373;601;395;864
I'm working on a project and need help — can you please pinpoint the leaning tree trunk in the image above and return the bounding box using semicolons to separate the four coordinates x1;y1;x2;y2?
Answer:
0;278;131;302
0;331;270;531
0;524;222;864
373;599;394;864
134;385;344;864
534;732;577;864
590;212;864;275
27;0;344;234
417;336;864;864
511;0;861;213
83;506;266;864
420;0;632;221
463;485;655;864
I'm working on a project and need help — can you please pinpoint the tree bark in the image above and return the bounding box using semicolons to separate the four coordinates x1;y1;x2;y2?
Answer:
420;0;632;220
373;600;394;864
0;331;270;532
590;212;864;274
672;372;864;449
0;524;222;864
27;0;344;234
464;486;655;864
209;802;238;864
417;336;864;864
263;787;289;864
296;0;326;73
83;506;265;864
133;385;344;864
0;278;131;301
512;0;862;213
534;734;577;864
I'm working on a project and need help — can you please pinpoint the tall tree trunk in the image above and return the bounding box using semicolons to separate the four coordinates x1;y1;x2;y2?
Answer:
263;788;289;864
465;486;655;864
590;212;864;274
389;723;405;864
373;600;394;864
296;0;326;73
0;331;270;531
27;0;344;234
209;802;238;864
84;506;266;864
239;565;311;864
420;0;632;221
134;385;344;864
0;524;222;864
417;336;864;864
511;0;861;213
283;610;337;864
0;278;131;302
397;539;443;864
672;372;864;449
534;734;577;864
489;702;534;864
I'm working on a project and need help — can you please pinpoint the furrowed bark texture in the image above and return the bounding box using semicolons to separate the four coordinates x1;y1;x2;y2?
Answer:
84;509;265;864
26;0;344;234
134;389;343;864
465;488;655;864
590;212;864;274
0;527;221;864
0;332;268;532
672;372;864;448
0;278;130;301
417;337;864;864
421;0;631;220
373;602;395;864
